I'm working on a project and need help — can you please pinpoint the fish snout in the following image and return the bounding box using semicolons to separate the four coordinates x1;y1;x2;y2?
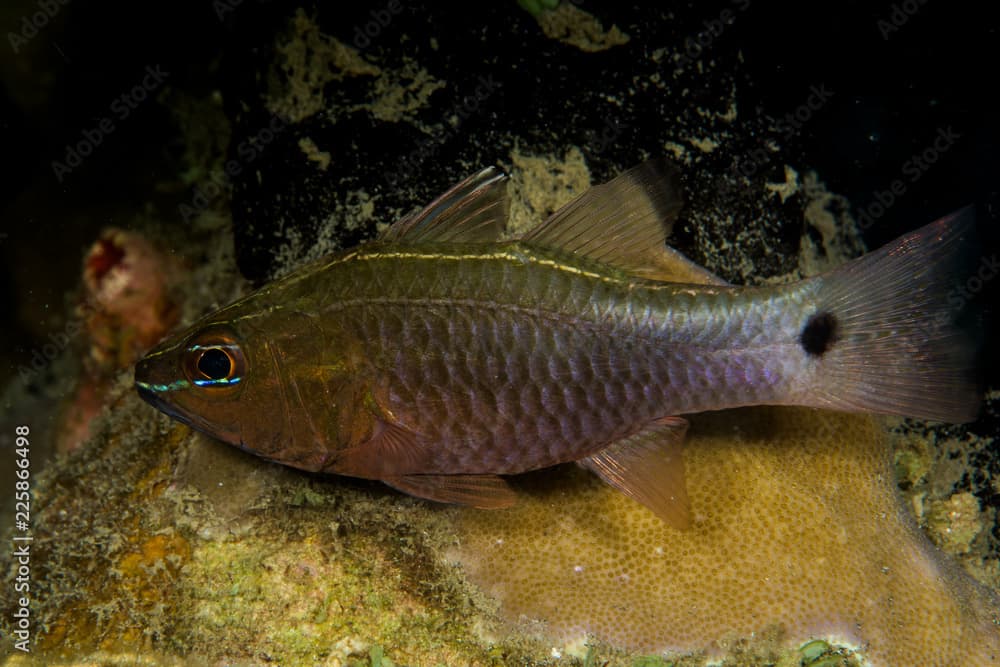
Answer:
133;353;183;408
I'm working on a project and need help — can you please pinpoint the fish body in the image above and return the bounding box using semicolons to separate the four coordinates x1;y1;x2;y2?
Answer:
136;160;979;527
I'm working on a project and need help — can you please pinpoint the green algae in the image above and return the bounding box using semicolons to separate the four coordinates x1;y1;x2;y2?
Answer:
798;640;829;663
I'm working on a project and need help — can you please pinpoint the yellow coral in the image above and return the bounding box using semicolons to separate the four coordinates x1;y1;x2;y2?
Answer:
451;407;1000;666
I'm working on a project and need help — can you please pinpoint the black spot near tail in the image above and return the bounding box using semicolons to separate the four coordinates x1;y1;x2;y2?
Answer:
800;311;838;356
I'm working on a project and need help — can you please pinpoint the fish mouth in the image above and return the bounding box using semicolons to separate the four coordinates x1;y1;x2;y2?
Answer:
134;380;190;425
134;357;194;425
134;379;239;442
134;364;243;445
135;383;157;405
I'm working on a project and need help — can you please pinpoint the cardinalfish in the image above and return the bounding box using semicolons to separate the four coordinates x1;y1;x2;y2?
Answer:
135;159;980;528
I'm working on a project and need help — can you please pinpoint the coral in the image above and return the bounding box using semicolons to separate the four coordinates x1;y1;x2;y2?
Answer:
54;228;181;454
890;417;1000;594
81;227;181;373
927;492;985;556
450;408;1000;666
267;9;379;123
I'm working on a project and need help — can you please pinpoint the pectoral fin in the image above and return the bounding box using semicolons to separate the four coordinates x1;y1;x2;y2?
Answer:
383;474;517;509
331;413;519;509
579;416;691;529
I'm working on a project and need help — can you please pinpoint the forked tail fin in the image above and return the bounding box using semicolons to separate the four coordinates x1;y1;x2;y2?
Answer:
800;208;982;423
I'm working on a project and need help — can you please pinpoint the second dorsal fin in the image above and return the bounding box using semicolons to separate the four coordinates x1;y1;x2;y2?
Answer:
381;167;510;244
521;159;726;285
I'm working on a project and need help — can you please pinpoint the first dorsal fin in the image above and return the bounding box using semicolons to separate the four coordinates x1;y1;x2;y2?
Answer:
381;167;510;244
521;159;727;285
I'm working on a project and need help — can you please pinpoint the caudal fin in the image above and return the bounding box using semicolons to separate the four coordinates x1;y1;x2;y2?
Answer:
800;208;981;423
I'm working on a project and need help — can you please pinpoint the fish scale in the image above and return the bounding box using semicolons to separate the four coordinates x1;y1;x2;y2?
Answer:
310;245;805;474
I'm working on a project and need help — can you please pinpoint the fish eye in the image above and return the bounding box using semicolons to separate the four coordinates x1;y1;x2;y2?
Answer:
197;348;234;380
182;327;246;390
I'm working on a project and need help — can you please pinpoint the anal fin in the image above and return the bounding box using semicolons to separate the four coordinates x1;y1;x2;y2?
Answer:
383;473;517;509
579;416;691;529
